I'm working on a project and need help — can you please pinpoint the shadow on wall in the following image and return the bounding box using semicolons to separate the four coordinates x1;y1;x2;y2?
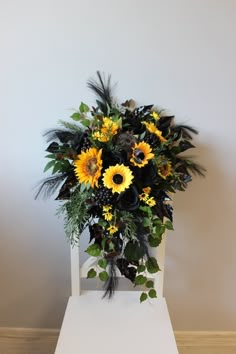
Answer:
165;142;236;330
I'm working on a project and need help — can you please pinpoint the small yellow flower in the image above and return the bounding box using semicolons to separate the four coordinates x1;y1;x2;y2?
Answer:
139;192;149;201
103;205;112;212
93;117;119;142
130;142;154;168
142;187;151;194
146;197;156;207
150;111;160;120
103;212;113;221
142;121;167;143
158;161;172;179
103;164;134;194
107;225;118;235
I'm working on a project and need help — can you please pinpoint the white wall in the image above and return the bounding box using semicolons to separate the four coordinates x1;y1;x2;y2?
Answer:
0;0;236;330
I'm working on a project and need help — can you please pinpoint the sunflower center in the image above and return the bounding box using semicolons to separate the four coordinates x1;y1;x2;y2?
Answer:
85;157;98;176
113;174;124;184
134;148;145;162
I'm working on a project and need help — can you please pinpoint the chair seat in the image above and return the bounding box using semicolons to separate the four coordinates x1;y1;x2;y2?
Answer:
55;291;178;354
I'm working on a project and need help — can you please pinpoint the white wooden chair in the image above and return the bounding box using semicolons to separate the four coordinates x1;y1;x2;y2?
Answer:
55;233;179;354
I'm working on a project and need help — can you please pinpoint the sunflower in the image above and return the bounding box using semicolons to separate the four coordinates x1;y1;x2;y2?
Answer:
142;121;167;143
146;197;156;207
158;161;172;179
130;142;154;168
74;148;103;188
103;164;134;194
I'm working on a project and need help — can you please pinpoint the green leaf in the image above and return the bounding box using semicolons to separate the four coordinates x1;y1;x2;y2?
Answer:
43;160;55;172
146;257;160;274
165;220;174;230
148;235;162;247
87;268;96;278
134;275;147;286
146;280;154;288
81;119;91;127
148;289;157;298
140;292;148;303
152;224;165;239
70;112;81;121
52;162;62;174
98;258;108;270
137;264;146;273
80;183;87;193
143;217;150;227
99;271;109;282
79;102;90;113
85;244;101;257
45;154;55;159
124;241;145;262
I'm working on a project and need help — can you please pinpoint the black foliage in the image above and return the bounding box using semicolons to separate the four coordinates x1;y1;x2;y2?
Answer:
116;258;137;283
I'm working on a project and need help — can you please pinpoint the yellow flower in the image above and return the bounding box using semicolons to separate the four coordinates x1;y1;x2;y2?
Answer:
103;205;112;212
150;111;160;120
103;212;113;221
103;164;133;194
130;142;154;168
93;117;119;142
142;187;151;194
139;192;149;201
107;225;118;234
146;197;156;207
142;121;167;143
158;161;172;179
74;148;103;188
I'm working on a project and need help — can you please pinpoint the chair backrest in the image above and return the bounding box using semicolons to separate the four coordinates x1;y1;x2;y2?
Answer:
70;233;167;298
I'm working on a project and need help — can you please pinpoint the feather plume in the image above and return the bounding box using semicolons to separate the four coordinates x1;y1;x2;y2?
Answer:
87;71;115;114
103;258;118;299
34;173;67;199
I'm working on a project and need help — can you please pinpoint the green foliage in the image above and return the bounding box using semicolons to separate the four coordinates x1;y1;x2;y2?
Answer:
124;241;145;262
140;292;148;303
146;257;160;274
146;280;154;288
98;258;108;269
57;188;91;246
164;220;174;230
87;268;97;278
148;289;157;298
86;244;101;257
99;271;109;282
134;275;147;286
137;264;146;273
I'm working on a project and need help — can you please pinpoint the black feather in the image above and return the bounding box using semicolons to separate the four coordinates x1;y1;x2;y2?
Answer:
34;173;67;199
87;71;115;114
171;124;199;140
103;258;118;299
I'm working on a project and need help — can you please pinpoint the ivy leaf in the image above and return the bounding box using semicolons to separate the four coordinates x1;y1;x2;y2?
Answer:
146;257;160;274
43;160;55;172
146;280;154;288
70;112;81;121
87;268;96;279
165;220;174;230
148;289;157;298
137;265;146;273
143;217;150;227
81;119;91;127
99;271;109;282
140;292;148;303
134;275;147;286
124;241;145;262
148;235;162;247
98;258;108;269
85;244;101;257
79;102;90;113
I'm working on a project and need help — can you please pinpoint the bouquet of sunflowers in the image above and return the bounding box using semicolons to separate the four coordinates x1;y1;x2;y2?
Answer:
36;72;205;302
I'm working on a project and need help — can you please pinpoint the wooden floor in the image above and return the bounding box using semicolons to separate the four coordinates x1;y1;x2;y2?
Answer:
0;328;236;354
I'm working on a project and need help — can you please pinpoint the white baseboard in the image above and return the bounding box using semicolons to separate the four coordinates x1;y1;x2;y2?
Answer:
0;327;235;354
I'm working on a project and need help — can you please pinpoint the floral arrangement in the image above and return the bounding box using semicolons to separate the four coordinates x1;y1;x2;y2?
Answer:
36;72;205;302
